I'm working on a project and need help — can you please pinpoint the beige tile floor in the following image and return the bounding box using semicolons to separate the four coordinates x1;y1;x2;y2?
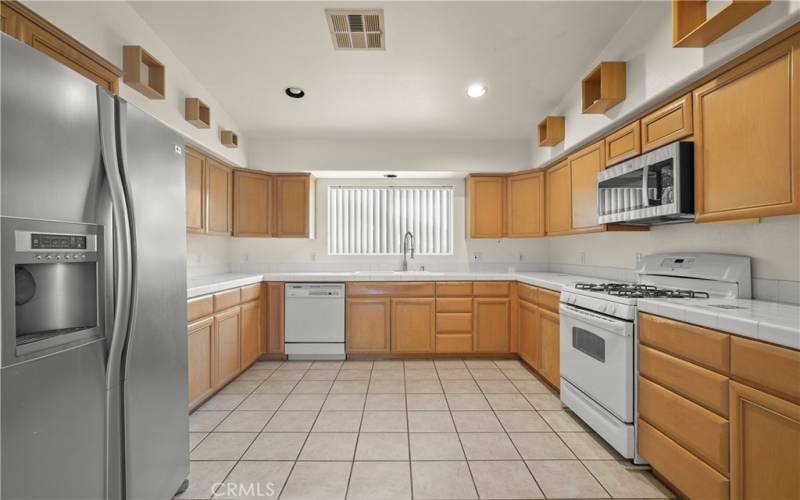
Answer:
179;359;675;500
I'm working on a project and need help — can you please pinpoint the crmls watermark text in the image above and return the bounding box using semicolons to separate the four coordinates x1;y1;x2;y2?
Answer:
211;481;277;498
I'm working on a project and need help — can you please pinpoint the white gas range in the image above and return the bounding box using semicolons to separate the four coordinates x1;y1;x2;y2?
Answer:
558;253;752;464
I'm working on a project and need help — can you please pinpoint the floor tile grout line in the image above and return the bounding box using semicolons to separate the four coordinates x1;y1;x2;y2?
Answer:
448;362;481;499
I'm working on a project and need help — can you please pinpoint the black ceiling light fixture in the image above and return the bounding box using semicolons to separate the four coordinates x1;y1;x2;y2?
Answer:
285;87;305;99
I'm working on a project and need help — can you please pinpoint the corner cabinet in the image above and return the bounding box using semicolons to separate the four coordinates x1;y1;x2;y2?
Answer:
569;141;606;232
466;175;505;238
693;32;800;222
545;160;571;235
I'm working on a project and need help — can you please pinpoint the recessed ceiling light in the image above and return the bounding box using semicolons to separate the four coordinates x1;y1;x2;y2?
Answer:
285;87;305;99
466;83;487;98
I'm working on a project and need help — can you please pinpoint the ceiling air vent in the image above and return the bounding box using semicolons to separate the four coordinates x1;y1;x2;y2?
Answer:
326;9;385;50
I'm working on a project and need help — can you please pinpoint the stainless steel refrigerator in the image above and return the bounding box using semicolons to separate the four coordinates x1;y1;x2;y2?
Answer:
1;33;189;499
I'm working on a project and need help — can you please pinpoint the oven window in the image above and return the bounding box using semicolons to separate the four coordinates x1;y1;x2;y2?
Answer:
572;327;606;363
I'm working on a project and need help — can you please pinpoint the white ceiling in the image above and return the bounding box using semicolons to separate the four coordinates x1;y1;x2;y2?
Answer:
131;1;638;141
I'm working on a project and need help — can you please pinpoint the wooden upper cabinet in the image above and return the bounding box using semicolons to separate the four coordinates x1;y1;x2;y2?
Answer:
233;170;272;237
473;297;510;353
605;121;641;166
466;175;506;238
641;93;693;152
694;33;800;222
205;158;232;235
538;308;560;389
1;2;121;93
273;174;313;238
185;148;205;233
545;160;571;235
569;141;605;232
391;298;436;353
506;171;545;237
729;381;800;500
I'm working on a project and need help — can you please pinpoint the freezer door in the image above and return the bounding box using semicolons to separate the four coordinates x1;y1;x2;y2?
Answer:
116;99;190;499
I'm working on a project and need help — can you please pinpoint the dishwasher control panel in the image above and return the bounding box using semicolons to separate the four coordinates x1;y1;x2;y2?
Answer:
285;283;345;298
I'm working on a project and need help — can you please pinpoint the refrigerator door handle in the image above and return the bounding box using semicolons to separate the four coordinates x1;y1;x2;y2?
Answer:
97;88;133;389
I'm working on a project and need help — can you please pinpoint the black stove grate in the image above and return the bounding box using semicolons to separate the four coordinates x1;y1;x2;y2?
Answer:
574;283;710;299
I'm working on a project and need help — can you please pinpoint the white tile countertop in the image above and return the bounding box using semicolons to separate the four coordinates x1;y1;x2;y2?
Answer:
638;297;800;351
186;271;610;298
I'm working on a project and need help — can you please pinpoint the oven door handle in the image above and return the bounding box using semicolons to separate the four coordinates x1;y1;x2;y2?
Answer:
559;303;631;337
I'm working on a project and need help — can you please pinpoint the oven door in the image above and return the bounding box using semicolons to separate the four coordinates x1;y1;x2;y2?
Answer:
559;303;634;423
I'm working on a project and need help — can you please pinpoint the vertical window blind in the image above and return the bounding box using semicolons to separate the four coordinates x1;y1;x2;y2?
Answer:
328;186;454;255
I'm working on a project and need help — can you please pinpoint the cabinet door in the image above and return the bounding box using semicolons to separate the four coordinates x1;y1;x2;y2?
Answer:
545;160;571;235
730;381;800;500
473;298;510;352
467;175;505;238
569;141;604;232
391;298;436;353
215;307;241;387
641;93;693;152
605;121;641;166
694;34;800;222
185;148;205;233
240;300;261;368
233;170;272;237
274;174;311;237
507;171;545;237
266;283;284;354
346;298;390;354
187;317;214;409
518;300;540;369
539;308;560;388
206;158;232;235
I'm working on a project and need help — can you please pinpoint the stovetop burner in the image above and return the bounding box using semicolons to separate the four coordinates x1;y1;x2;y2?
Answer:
574;283;710;299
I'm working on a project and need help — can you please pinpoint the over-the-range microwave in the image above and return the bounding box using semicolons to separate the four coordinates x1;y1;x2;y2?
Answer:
597;141;694;225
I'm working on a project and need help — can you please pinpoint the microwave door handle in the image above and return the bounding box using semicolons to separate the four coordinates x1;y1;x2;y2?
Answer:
641;163;650;208
97;88;133;391
559;304;630;337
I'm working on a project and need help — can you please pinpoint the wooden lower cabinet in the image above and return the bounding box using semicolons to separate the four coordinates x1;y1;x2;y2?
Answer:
240;300;261;367
473;298;510;352
391;298;436;353
346;298;391;354
187;317;214;409
215;306;241;387
518;300;540;369
266;283;285;355
538;308;560;388
729;381;800;500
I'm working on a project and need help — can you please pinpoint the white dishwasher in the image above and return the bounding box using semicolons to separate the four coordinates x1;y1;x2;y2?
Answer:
284;283;346;360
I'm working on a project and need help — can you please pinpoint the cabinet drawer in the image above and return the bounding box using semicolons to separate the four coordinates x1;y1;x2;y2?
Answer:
639;313;730;374
436;281;473;297
638;419;729;500
214;288;241;311
605;121;641;166
187;295;214;321
731;336;800;403
436;334;473;353
640;344;729;417
538;289;560;313
240;283;261;303
639;377;729;474
347;281;435;297
641;93;693;152
437;313;473;333
517;283;538;304
436;298;473;313
473;281;510;297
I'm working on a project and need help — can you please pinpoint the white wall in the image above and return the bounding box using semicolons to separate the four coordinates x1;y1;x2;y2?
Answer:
548;215;800;282
246;137;530;174
227;178;549;271
25;0;247;166
530;0;800;167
